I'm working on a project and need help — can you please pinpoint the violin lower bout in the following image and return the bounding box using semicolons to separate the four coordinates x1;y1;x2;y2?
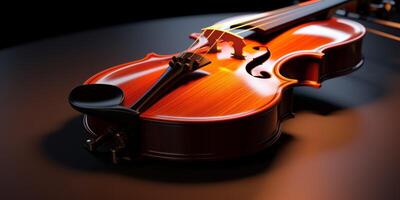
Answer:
84;88;294;161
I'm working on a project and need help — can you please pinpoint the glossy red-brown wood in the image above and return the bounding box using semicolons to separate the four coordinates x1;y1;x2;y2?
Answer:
83;18;365;160
86;18;364;122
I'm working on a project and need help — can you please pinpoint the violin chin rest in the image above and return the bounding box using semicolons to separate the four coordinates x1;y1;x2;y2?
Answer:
69;84;124;106
69;84;139;122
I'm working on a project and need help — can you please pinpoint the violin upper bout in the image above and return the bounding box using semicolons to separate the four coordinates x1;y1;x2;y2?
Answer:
274;18;366;88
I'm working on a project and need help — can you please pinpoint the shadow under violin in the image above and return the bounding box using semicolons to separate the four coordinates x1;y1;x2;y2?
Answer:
40;90;354;183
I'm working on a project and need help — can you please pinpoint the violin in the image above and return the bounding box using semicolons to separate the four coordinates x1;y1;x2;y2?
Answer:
69;0;366;163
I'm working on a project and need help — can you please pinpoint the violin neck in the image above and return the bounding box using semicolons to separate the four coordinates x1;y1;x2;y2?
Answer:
234;0;348;34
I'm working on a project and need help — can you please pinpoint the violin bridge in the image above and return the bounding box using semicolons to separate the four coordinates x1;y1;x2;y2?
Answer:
202;28;246;59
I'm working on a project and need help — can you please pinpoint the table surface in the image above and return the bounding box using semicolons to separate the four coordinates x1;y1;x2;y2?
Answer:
0;13;399;200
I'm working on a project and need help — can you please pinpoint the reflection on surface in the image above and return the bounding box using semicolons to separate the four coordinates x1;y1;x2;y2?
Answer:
38;83;400;200
41;116;293;182
0;13;399;200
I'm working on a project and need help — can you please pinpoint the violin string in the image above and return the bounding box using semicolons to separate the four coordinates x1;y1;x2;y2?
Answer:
234;4;318;35
185;3;308;58
186;30;207;51
200;1;322;56
188;14;281;58
189;29;217;59
202;31;226;55
236;0;324;35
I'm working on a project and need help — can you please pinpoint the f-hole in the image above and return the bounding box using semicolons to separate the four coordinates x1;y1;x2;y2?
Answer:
246;48;271;77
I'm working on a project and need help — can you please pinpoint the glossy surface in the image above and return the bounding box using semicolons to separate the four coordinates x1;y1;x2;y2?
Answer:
85;18;365;122
1;13;399;200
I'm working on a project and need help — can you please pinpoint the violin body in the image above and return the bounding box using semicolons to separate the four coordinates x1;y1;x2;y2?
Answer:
80;17;365;161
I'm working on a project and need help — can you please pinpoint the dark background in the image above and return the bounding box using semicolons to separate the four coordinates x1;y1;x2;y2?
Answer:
5;0;400;49
1;0;301;48
0;1;399;199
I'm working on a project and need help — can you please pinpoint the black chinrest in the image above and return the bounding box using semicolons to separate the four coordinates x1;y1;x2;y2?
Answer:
69;84;139;122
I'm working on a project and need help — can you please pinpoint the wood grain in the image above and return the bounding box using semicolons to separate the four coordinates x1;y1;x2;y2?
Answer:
86;18;365;123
